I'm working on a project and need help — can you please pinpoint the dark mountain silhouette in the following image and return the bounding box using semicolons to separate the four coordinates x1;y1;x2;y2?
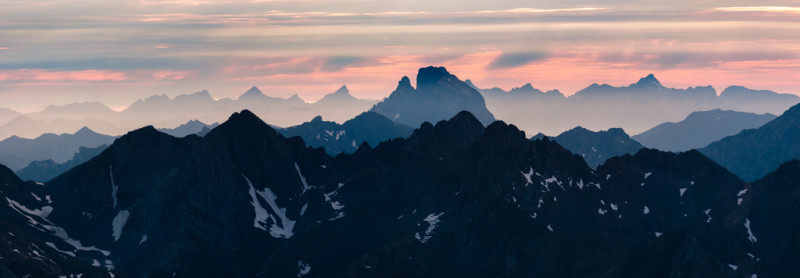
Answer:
0;126;116;171
545;126;644;168
471;74;798;136
1;109;792;277
280;112;413;155
371;66;495;127
744;160;800;277
700;103;800;181
16;144;109;182
634;109;776;152
0;164;113;277
157;120;219;138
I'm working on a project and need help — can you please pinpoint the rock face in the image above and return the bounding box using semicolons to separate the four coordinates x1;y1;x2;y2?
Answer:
0;110;794;278
371;66;495;127
700;103;800;181
544;126;644;168
633;109;776;152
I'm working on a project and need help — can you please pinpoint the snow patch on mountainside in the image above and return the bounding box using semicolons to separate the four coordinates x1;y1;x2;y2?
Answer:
111;210;129;241
7;197;110;256
110;166;119;209
415;212;444;243
243;174;295;239
295;163;312;193
745;218;757;243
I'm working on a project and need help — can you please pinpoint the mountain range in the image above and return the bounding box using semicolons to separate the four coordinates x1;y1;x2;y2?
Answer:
279;112;413;155
15;144;109;182
0;127;116;171
633;109;776;152
0;86;376;141
700;102;800;181
472;74;798;135
0;109;794;277
1;68;797;143
535;127;644;168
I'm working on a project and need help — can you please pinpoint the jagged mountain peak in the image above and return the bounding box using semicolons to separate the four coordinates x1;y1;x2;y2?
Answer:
210;109;279;140
311;115;324;122
416;66;456;88
397;76;413;90
73;126;97;136
239;86;267;100
333;85;349;95
634;73;662;88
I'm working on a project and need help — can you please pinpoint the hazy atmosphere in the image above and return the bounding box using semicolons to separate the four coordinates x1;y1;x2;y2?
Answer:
1;0;799;112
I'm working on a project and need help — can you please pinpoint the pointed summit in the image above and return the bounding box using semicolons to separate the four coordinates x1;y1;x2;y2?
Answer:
74;126;97;136
239;86;267;100
633;74;662;88
333;85;349;96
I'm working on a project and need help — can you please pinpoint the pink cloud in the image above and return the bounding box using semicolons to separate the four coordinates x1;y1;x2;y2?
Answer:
0;69;130;82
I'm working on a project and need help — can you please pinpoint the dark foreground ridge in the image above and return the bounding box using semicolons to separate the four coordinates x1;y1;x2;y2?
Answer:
0;109;793;277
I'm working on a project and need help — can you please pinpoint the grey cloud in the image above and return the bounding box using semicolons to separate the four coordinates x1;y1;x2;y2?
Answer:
488;52;550;69
320;56;362;72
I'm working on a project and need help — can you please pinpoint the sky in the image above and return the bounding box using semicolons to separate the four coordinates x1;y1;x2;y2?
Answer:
1;0;799;112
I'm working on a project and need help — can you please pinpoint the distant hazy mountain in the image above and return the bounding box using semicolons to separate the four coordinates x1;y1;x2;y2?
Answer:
633;109;776;152
719;86;800;114
0;126;116;171
700;103;800;181
16;144;108;182
371;66;495;127
311;85;378;123
0;107;22;126
0;115;121;140
26;101;118;122
158;120;219;137
541;126;644;168
472;74;798;136
280;112;413;155
12;85;376;138
2;109;791;277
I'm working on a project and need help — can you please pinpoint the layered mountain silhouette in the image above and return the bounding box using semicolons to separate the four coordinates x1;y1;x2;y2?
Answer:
0;115;121;141
0;109;792;277
371;66;495;127
279;112;413;155
700;103;800;181
472;74;798;135
633;109;776;152
0;107;22;126
3;85;376;140
537;126;644;168
157;120;219;138
0;127;115;171
16;145;108;182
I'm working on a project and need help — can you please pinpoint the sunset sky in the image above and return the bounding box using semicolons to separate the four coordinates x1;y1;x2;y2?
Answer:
1;0;799;112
